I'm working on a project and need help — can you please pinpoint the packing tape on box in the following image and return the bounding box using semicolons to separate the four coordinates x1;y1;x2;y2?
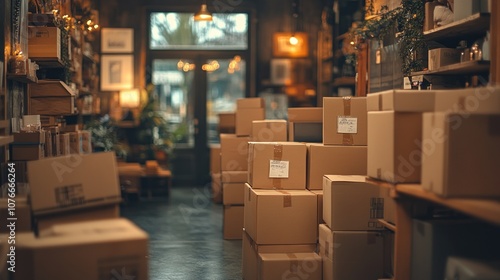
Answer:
286;253;299;273
272;144;283;189
342;96;354;145
277;190;292;207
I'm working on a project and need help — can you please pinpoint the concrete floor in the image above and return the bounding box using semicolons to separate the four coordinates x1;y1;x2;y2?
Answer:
120;185;242;280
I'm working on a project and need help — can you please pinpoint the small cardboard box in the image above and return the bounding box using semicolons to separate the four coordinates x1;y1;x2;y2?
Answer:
242;229;317;280
367;111;423;183
0;197;32;233
428;48;461;71
306;144;367;190
248;142;307;190
13;131;46;144
11;144;45;161
323;175;384;231
220;134;249;171
69;131;83;154
211;173;222;204
222;182;245;205
221;170;248;183
421;112;500;197
28;26;61;59
59;133;70;155
236;108;265;136
323;97;367;145
380;90;435;112
30;96;76;115
309;190;324;225
209;144;221;174
237;97;265;109
223;205;243;240
244;183;317;244
27;152;121;216
287;107;323;122
218;112;236;133
434;87;500;113
16;218;149;280
259;252;322;280
288;122;322;142
319;224;384;280
251;120;287;142
367;92;382;111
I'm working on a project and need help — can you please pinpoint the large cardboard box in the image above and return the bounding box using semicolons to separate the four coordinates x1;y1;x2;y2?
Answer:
237;97;265;109
211;173;222;204
323;97;367;145
411;219;500;280
223;182;245;205
28;26;61;59
323;175;384;231
251;120;287;142
248;142;307;190
428;48;461;71
220;134;249;171
209;144;221;174
13;131;46;144
367;92;382;111
223;205;243;240
221;170;248;183
367;111;423;183
380;89;435;112
236;108;265;136
11;144;45;160
218;112;236;133
16;218;149;280
27;152;121;216
421;112;500;197
0;197;32;233
259;252;322;280
288;107;323;123
434;87;500;113
242;229;317;280
244;184;317;244
318;224;384;280
309;190;324;225
380;187;396;225
288;122;323;142
306;144;367;190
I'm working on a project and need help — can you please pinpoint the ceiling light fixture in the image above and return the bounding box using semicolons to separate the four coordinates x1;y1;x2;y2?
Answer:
194;2;213;21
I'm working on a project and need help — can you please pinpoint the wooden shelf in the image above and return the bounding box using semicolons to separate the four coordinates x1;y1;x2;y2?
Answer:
0;136;14;147
332;77;355;87
424;13;490;42
0;120;9;129
396;184;500;226
378;219;396;232
411;60;490;76
6;73;38;83
30;58;65;68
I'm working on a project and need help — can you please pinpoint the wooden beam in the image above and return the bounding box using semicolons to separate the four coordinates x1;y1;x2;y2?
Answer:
491;1;500;85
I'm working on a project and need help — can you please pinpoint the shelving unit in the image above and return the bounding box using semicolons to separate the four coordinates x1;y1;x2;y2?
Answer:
423;13;490;42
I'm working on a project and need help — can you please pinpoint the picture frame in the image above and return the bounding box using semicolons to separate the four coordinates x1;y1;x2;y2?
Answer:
272;32;309;58
101;55;134;91
101;28;134;53
270;59;292;85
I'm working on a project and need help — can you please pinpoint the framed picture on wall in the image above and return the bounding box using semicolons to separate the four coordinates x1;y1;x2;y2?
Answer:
101;55;134;91
101;28;134;53
272;32;308;58
270;59;292;85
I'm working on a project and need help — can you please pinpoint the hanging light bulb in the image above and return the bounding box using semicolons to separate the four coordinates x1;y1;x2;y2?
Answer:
194;2;213;21
289;34;299;45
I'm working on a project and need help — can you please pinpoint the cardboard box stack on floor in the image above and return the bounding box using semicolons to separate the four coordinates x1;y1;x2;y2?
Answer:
287;107;323;143
243;141;321;280
210;143;222;203
220;97;265;240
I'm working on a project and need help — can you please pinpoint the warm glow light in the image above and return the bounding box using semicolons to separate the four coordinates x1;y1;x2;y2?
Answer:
120;89;140;108
202;60;220;72
193;4;213;21
289;35;299;45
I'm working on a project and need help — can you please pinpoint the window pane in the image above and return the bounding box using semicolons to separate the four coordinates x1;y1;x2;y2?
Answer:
150;12;248;50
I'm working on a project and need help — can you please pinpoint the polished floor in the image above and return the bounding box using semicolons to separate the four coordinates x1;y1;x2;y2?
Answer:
120;185;242;280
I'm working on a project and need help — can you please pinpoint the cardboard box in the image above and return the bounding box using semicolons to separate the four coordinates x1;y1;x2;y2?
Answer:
434;87;500;113
445;257;500;280
251;120;287;142
16;218;148;280
236;108;265;136
323;175;384;231
428;48;461;71
0;197;32;233
323;97;367;145
221;170;248;183
36;204;120;233
380;89;435;112
80;130;91;154
411;219;500;280
454;0;490;22
318;224;384;280
248;142;307;190
222;182;245;205
288;122;323;142
209;144;221;174
30;96;76;115
13;131;46;144
306;144;367;190
259;252;322;280
28;26;61;59
288;107;323;122
244;184;317;244
380;187;396;225
223;205;243;240
27;152;121;216
237;97;265;109
367;92;382;111
367;111;423;183
218;112;236;133
242;229;317;280
421;112;500;197
220;134;249;171
69;131;82;154
211;173;222;204
11;144;45;161
309;190;324;225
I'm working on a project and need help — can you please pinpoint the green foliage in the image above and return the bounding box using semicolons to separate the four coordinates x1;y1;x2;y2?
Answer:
84;115;128;158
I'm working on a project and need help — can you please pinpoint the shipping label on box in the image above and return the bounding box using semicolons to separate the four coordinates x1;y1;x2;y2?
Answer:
248;142;306;189
251;120;287;142
323;97;367;145
220;134;249;171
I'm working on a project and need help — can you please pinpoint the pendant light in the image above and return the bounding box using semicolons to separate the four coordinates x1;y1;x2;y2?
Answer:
194;1;213;21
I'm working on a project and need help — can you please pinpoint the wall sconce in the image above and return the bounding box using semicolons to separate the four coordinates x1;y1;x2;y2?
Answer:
194;1;213;21
120;88;140;121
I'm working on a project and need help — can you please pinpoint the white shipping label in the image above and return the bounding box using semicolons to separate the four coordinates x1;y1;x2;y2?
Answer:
337;116;358;134
269;160;289;178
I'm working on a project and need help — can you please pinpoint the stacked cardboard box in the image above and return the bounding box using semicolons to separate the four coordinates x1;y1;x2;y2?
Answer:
243;141;321;279
222;171;247;239
287;107;322;142
11;131;46;161
209;143;222;203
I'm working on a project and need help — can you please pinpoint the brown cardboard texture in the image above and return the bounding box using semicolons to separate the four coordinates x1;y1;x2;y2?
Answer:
223;205;243;240
242;229;317;280
13;131;46;144
220;134;249;171
236;108;265;136
244;184;317;244
259;252;322;280
218;112;236;130
27;152;121;216
367;92;382;111
251;120;287;142
16;218;148;280
11;144;45;161
428;48;461;71
380;187;396;225
288;107;323;122
318;224;384;280
211;173;222;204
28;26;61;59
434;87;500;113
421;112;500;197
248;142;307;189
306;144;367;190
367;111;423;183
380;90;435;112
323;97;367;145
222;182;245;205
310;190;324;225
221;170;248;183
209;144;221;174
323;175;384;231
237;97;264;109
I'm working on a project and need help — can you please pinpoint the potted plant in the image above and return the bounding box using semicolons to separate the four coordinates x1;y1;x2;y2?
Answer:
84;114;128;160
